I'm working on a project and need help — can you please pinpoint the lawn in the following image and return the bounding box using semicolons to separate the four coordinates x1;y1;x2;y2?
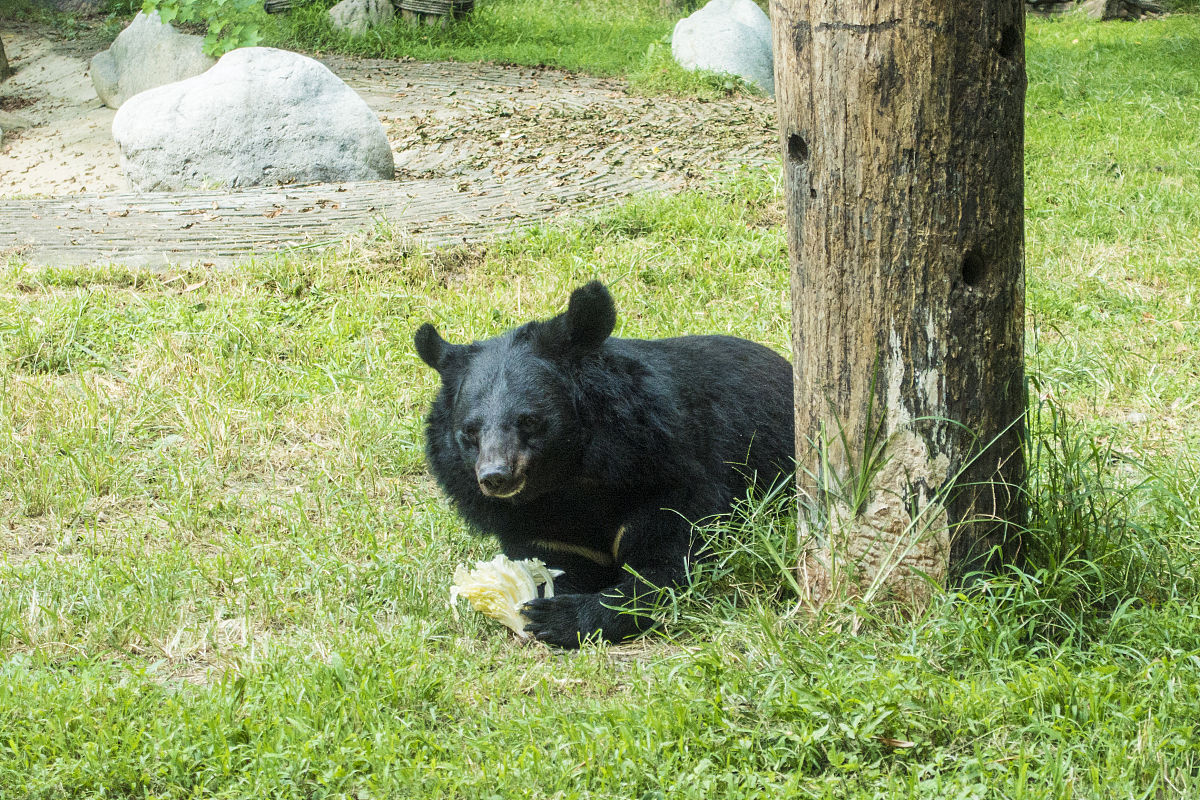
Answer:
2;9;1200;800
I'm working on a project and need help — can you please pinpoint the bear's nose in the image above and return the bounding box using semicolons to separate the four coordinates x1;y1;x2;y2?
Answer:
478;465;518;496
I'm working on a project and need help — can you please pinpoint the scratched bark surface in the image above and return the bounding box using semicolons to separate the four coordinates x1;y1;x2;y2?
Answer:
771;0;1027;606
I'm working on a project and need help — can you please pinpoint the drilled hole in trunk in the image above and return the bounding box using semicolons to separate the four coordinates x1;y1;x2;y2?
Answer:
997;24;1020;60
787;133;808;163
962;249;985;286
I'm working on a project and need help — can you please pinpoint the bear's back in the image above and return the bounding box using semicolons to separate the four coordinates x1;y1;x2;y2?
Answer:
598;334;794;495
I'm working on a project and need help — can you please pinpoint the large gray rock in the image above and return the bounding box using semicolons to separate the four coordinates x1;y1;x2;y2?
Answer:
328;0;395;35
90;11;216;110
671;0;774;96
112;47;395;191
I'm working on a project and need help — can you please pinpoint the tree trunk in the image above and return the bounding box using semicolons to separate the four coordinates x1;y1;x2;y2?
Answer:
1;34;10;83
770;0;1028;609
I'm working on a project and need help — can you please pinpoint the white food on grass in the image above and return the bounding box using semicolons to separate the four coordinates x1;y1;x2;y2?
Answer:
450;555;564;637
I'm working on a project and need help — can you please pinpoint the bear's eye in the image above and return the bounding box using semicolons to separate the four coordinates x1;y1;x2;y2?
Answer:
456;428;479;450
516;414;545;437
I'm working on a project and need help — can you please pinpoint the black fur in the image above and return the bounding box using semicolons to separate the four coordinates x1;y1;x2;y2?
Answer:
416;281;794;647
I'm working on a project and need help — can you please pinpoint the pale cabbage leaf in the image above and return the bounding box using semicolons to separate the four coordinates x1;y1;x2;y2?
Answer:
449;555;563;637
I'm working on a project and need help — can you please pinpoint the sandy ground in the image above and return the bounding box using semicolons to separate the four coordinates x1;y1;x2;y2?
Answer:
1;28;124;196
0;22;777;265
1;25;775;201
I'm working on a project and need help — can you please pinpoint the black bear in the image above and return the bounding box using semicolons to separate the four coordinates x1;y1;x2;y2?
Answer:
415;281;794;648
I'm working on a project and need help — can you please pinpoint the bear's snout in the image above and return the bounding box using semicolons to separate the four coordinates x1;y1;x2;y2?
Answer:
477;463;527;499
474;427;530;499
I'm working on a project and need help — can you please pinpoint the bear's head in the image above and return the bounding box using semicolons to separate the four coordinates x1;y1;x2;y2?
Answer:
414;281;617;503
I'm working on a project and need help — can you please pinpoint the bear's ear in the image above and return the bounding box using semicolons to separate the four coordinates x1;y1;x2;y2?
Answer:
414;323;462;374
536;281;616;357
564;281;617;351
535;281;616;357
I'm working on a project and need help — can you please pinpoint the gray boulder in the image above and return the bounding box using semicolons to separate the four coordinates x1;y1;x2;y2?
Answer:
90;11;216;110
328;0;396;36
112;47;395;191
671;0;774;96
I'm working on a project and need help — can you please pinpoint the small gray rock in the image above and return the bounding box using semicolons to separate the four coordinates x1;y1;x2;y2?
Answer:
328;0;396;36
0;110;32;147
1082;0;1161;19
112;47;395;191
90;11;216;110
671;0;774;96
0;111;31;131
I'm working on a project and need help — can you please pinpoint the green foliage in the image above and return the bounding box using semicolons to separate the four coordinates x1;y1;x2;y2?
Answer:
1022;398;1198;615
142;0;262;55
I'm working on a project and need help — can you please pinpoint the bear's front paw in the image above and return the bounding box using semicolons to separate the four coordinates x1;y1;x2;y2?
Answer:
522;594;600;649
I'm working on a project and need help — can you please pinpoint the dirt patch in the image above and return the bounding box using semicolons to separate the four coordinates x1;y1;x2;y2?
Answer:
1;93;38;112
425;241;489;287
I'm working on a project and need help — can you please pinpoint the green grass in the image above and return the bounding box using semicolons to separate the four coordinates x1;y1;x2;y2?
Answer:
1025;14;1200;453
251;0;686;80
628;33;766;99
260;0;671;76
3;10;1200;800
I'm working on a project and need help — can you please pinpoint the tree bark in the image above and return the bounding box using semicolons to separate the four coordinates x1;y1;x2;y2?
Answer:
1;34;10;83
770;0;1028;609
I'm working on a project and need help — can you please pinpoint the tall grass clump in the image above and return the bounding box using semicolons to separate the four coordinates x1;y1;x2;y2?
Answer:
1023;399;1198;598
